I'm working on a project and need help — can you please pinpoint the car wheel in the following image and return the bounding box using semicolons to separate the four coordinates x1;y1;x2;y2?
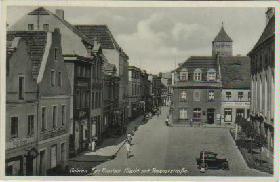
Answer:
222;162;229;170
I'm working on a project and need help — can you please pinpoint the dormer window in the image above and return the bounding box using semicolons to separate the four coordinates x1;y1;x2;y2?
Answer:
180;68;188;81
207;69;216;81
193;68;202;81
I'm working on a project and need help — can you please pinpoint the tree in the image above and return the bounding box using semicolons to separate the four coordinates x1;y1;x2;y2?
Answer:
254;134;266;166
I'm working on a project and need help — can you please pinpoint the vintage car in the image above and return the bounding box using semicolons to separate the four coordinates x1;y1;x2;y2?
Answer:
196;151;229;170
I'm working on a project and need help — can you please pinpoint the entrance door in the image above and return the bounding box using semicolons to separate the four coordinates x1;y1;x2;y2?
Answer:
207;109;215;124
25;157;33;176
236;108;245;118
39;150;45;175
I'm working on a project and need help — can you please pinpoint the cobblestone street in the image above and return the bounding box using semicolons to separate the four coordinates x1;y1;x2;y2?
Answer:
89;106;270;176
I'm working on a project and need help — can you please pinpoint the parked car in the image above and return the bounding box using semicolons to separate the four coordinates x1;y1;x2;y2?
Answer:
196;151;229;170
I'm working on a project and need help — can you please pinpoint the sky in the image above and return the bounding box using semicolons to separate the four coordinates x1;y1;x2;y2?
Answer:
7;6;267;74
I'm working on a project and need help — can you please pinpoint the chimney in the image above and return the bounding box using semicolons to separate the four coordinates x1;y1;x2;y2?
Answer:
265;8;274;25
56;9;64;20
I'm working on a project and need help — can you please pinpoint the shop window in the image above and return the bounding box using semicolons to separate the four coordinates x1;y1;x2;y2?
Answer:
193;108;201;122
179;108;188;119
224;108;232;122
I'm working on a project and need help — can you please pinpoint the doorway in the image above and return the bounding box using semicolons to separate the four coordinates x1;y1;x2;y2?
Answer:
236;108;245;118
207;108;215;124
39;150;45;175
25;157;33;176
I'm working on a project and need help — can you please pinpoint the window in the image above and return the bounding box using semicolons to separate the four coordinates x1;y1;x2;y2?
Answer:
248;92;251;101
18;76;24;100
11;117;18;138
180;69;188;81
193;68;202;81
193;108;201;122
207;69;216;81
224;108;232;122
92;92;95;109
95;92;98;108
52;106;57;128
238;92;243;101
180;91;187;101
226;92;231;100
41;107;46;131
58;72;62;87
54;48;58;61
50;145;57;168
28;115;34;135
43;24;49;31
179;108;188;119
61;105;65;126
193;90;200;101
61;143;65;162
208;90;214;101
28;24;34;30
51;70;55;86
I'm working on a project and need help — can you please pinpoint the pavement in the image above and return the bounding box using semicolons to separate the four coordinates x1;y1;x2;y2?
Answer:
90;106;271;176
69;114;145;164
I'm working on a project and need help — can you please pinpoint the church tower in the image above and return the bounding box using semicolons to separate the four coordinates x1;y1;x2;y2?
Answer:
212;23;233;57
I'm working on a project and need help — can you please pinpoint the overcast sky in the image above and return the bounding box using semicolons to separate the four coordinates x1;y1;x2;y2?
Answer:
7;6;267;74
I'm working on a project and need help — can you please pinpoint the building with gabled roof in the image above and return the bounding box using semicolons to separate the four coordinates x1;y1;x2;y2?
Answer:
75;24;129;131
170;23;251;126
248;8;275;159
6;29;71;175
9;7;108;156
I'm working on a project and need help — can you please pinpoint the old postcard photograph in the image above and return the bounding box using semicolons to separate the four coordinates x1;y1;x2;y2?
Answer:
1;0;279;181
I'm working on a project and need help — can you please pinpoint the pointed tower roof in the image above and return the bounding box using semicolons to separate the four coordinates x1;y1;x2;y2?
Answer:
213;23;233;42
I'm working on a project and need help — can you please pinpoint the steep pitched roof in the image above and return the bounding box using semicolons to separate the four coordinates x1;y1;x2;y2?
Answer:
175;56;217;71
27;7;94;46
220;56;250;89
7;31;48;78
75;25;118;49
249;16;275;55
75;25;128;58
213;25;233;42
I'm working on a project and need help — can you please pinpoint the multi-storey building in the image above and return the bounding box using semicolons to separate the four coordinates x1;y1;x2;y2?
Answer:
103;62;120;135
171;56;222;125
171;24;251;126
6;30;71;175
128;66;141;119
248;8;275;157
9;7;104;155
220;56;251;124
75;25;129;133
6;34;38;176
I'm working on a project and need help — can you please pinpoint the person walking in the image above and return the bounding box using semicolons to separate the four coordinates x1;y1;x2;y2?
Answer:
125;138;131;158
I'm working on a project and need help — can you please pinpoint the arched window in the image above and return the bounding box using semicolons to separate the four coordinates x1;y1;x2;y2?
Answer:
193;68;202;81
207;68;216;81
180;68;188;81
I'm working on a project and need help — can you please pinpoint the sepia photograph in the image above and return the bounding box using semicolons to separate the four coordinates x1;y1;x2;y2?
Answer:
2;1;278;180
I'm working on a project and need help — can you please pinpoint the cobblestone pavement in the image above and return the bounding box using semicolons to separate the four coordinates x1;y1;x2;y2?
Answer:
89;106;270;176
